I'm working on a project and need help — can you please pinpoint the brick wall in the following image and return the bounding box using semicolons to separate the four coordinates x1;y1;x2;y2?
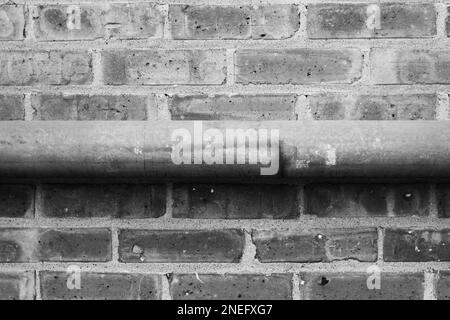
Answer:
0;0;449;300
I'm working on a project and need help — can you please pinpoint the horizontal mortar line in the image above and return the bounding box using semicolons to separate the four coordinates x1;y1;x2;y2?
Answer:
0;262;447;274
1;217;450;229
8;0;445;5
1;85;450;94
2;39;450;50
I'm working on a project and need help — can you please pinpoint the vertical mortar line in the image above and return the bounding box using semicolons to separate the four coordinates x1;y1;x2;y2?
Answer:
292;273;301;300
226;49;236;86
295;94;311;120
111;226;120;263
240;229;258;265
297;184;306;217
424;270;438;300
159;3;171;40
35;270;42;300
359;48;372;85
161;274;172;300
429;184;439;218
92;50;103;86
297;3;308;44
25;5;37;42
377;227;384;264
437;92;449;120
436;2;447;39
34;184;43;219
165;183;174;219
386;186;395;218
156;94;171;120
24;93;34;121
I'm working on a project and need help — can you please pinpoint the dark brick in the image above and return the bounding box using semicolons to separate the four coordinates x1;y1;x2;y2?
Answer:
0;229;37;262
437;271;450;300
173;184;298;219
102;50;226;85
300;273;424;300
170;274;292;300
253;229;378;262
40;184;165;218
307;94;436;120
435;185;450;218
119;229;244;263
0;272;35;300
37;228;111;262
170;5;299;40
169;95;296;120
384;229;450;262
235;49;363;84
31;95;148;120
305;184;429;217
0;95;25;120
372;50;450;84
308;4;436;39
0;185;34;218
40;272;162;300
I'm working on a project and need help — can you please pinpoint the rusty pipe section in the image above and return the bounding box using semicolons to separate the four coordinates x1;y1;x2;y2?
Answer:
1;121;450;180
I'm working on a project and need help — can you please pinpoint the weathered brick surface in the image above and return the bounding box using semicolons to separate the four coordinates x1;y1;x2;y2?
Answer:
308;4;436;39
235;49;363;84
306;94;436;120
0;95;25;120
39;184;165;218
437;272;450;300
31;94;148;120
305;184;429;217
371;50;450;84
0;185;34;218
119;229;244;263
170;5;299;40
170;274;292;300
173;184;298;219
384;229;450;262
169;95;296;120
40;272;162;300
0;272;35;300
0;228;111;262
34;4;164;41
0;51;92;86
253;229;378;263
435;185;450;218
0;5;25;40
102;50;226;85
300;273;424;300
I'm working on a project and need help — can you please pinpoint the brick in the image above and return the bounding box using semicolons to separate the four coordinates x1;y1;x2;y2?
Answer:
31;94;148;120
119;229;244;263
103;50;226;85
170;5;299;40
437;272;450;300
0;95;25;120
40;272;162;300
0;185;34;218
371;50;450;84
0;228;111;262
170;274;292;300
0;272;35;300
169;95;296;120
447;7;450;37
38;229;111;262
173;184;298;219
435;185;450;218
300;273;424;300
384;229;450;262
305;184;429;217
0;5;25;40
235;49;363;84
308;4;436;39
253;229;377;262
0;51;92;86
40;184;165;218
34;4;163;41
306;94;436;120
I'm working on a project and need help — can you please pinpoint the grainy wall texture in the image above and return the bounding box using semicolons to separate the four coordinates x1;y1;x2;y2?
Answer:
0;0;450;300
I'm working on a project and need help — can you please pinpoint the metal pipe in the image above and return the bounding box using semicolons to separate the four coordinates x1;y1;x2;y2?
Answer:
0;121;449;180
